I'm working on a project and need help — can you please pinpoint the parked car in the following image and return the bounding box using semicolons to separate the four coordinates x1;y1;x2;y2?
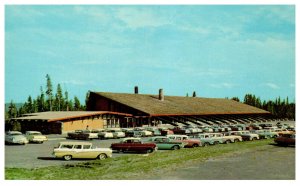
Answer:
105;128;125;138
67;130;97;140
199;126;214;133
259;123;273;129
166;134;201;148
247;124;262;130
110;137;157;153
251;130;278;139
190;133;223;147
146;136;186;150
5;131;29;145
98;129;114;139
144;127;162;136
222;132;243;143
158;127;174;136
230;131;260;141
53;141;112;161
273;128;294;136
172;127;191;135
184;125;203;134
25;131;48;143
133;127;153;137
274;134;295;146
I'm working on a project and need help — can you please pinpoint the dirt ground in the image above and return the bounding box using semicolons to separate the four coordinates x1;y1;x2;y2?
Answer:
142;144;295;180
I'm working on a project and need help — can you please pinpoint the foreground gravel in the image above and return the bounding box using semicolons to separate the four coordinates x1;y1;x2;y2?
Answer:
142;144;295;180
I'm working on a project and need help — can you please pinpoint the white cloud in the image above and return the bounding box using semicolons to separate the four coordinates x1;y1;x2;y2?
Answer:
265;83;280;89
115;7;171;29
209;83;236;89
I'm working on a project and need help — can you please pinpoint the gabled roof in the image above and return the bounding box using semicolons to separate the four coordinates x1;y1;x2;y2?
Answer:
91;92;270;116
14;111;132;122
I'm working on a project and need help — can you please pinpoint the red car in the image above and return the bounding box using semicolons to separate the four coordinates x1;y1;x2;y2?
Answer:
274;134;295;146
110;137;157;153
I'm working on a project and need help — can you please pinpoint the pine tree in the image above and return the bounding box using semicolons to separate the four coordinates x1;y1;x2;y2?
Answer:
74;96;81;111
46;74;53;111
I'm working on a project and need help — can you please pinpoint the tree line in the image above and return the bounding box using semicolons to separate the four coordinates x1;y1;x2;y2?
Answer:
5;75;295;121
5;74;86;120
231;94;295;120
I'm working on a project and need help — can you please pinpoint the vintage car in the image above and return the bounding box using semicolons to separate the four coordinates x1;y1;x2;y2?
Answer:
133;127;153;137
184;125;203;134
230;131;260;141
97;129;114;139
251;130;278;139
53;141;112;161
222;132;243;143
144;127;162;136
199;126;214;133
247;124;263;130
67;130;98;140
110;137;157;153
166;134;201;148
105;128;125;138
158;127;174;136
190;133;223;146
25;131;48;143
274;134;295;146
172;126;191;135
146;136;186;150
259;123;273;129
273;128;294;136
5;131;29;145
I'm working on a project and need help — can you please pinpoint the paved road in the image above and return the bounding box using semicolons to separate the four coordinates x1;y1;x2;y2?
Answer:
143;145;295;180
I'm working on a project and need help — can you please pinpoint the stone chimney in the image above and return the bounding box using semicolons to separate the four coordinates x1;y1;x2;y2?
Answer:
159;89;164;101
134;86;139;94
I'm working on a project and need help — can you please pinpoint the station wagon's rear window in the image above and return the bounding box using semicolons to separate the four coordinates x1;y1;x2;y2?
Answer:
83;145;91;149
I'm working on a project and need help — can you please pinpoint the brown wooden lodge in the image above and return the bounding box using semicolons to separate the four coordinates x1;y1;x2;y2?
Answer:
13;87;275;134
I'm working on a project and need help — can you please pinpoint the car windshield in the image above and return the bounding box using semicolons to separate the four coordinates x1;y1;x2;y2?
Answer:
9;133;22;136
30;132;42;135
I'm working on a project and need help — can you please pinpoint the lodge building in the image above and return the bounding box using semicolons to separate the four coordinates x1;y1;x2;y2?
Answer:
13;87;274;134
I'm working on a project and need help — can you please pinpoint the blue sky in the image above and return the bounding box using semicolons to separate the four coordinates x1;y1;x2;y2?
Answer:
5;5;295;103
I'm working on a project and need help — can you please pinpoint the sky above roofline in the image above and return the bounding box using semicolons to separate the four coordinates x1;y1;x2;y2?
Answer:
5;5;295;103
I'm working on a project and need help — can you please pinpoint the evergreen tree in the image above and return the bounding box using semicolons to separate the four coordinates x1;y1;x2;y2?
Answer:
7;100;17;119
74;96;81;111
55;83;63;111
46;74;53;111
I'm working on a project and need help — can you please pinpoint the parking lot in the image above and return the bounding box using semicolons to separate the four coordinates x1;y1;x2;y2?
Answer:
5;136;136;168
5;121;295;169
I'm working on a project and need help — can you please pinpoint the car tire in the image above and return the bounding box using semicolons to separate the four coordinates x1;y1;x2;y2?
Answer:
98;153;107;160
172;145;180;150
234;139;239;143
214;141;219;145
63;155;72;161
192;143;199;148
203;142;210;147
225;140;231;144
146;148;154;153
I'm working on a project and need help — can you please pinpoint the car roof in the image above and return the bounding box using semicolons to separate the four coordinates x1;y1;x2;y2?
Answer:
7;131;22;134
59;141;92;145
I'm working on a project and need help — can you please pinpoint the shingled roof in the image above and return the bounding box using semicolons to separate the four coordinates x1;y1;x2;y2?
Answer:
91;92;270;116
14;111;132;122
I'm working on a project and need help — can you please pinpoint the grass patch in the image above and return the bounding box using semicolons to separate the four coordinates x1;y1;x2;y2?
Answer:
5;139;274;180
